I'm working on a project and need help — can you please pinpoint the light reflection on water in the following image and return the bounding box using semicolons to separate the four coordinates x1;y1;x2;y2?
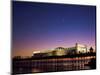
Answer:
31;61;90;73
13;58;95;74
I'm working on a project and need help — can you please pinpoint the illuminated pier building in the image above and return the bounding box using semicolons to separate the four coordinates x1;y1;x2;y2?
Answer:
32;43;87;57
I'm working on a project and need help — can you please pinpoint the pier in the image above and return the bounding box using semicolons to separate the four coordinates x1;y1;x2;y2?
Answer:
12;53;96;74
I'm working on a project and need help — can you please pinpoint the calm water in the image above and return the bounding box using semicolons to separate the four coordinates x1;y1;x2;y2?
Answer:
13;58;92;74
31;59;90;73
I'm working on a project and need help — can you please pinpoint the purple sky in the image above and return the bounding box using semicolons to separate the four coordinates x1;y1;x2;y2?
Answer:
12;1;96;57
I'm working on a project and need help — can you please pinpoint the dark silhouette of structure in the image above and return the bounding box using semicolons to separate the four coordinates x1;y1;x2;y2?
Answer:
89;47;94;53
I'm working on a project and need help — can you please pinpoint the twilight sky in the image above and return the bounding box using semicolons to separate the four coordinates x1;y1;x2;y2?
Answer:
12;1;96;57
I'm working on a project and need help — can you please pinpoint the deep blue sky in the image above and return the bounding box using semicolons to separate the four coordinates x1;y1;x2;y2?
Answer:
12;1;96;56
